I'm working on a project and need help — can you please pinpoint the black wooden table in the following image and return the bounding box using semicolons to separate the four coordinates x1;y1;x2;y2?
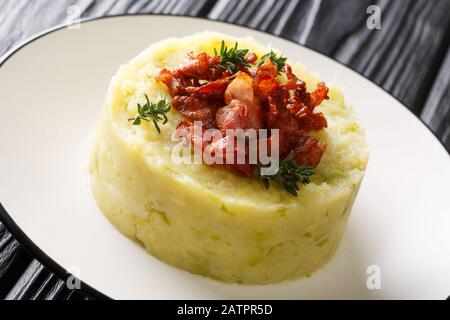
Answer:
0;0;449;300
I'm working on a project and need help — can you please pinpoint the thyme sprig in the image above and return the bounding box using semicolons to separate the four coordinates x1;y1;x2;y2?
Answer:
214;40;250;73
258;51;287;74
129;94;171;133
260;152;314;196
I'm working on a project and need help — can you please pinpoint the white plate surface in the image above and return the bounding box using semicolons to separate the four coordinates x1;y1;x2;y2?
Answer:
0;15;449;300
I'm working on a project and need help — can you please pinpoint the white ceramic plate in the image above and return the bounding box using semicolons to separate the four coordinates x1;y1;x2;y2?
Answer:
0;15;449;300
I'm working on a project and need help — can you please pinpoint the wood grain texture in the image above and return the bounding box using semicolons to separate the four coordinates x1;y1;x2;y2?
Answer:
0;0;449;300
421;45;450;149
0;222;33;298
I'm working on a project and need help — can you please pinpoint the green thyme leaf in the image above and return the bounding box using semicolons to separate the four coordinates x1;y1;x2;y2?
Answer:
259;151;314;196
258;51;287;74
128;94;171;133
214;40;250;73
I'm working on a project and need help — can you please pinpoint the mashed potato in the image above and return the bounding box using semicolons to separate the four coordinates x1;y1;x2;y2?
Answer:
89;32;369;284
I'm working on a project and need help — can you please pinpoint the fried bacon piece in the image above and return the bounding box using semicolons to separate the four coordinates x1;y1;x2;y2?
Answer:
176;52;224;80
308;82;329;108
291;133;327;168
158;48;330;178
205;135;254;177
224;72;254;105
283;65;328;132
284;65;329;109
284;65;307;92
216;73;265;132
244;52;258;64
185;79;231;99
253;59;281;100
175;119;210;151
267;96;301;156
156;69;188;96
294;107;328;132
216;99;248;132
266;89;327;166
171;96;221;129
176;120;253;176
156;52;230;96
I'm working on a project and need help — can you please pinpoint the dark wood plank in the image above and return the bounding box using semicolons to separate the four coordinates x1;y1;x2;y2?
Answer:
0;223;33;299
5;0;188;57
421;46;450;151
3;259;47;299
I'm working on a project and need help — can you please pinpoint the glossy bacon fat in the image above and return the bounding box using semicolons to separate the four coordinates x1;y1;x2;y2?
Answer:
156;47;329;176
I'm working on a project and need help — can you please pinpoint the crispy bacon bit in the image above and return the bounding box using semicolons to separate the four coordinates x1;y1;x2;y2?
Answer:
156;69;186;96
244;52;258;64
205;135;254;177
171;96;220;129
176;119;253;177
284;64;307;92
218;73;265;132
308;82;329;108
155;52;229;96
282;65;328;132
216;99;248;131
175;119;210;151
253;59;281;100
177;52;224;80
283;65;329;110
224;72;254;105
295;108;328;132
185;79;231;99
292;134;327;168
156;47;329;176
267;96;300;156
178;52;210;78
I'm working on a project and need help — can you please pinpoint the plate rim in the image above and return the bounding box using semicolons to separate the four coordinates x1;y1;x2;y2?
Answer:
0;13;449;300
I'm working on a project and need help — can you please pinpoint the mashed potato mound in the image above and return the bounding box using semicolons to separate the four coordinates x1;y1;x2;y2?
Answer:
89;32;369;284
